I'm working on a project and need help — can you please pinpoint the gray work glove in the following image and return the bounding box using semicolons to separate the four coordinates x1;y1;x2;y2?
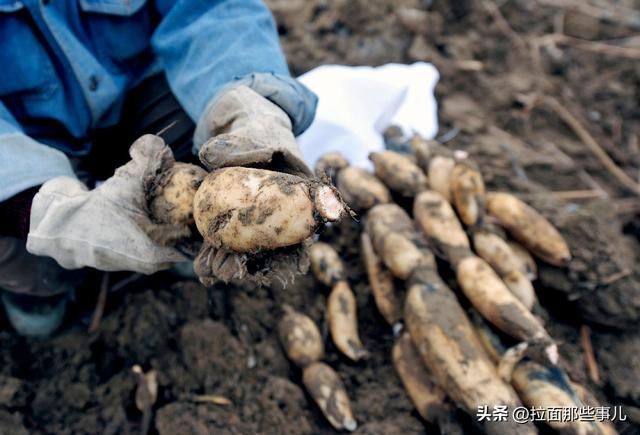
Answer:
195;85;313;178
192;84;320;286
26;135;188;274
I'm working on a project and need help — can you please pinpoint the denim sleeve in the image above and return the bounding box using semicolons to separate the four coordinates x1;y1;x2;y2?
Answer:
151;0;295;123
0;102;75;202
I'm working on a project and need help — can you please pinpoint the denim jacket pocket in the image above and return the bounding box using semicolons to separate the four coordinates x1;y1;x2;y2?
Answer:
0;1;57;100
78;0;146;16
78;0;152;67
0;0;22;13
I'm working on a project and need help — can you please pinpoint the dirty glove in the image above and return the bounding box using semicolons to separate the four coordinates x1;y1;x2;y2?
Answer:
192;78;323;286
26;135;188;274
195;81;315;177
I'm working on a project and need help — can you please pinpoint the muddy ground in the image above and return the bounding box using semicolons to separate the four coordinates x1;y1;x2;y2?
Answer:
1;0;640;434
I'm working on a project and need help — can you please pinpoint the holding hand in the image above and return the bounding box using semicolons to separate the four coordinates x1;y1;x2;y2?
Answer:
27;135;190;274
192;84;344;286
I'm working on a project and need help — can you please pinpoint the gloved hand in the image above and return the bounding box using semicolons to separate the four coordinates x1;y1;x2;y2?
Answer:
26;135;189;274
192;81;323;286
195;84;313;177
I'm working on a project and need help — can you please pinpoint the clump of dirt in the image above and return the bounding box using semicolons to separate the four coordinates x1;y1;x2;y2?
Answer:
595;331;640;407
2;0;640;434
534;199;640;330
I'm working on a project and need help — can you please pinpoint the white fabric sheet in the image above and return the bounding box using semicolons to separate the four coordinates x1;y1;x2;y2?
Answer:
297;62;439;169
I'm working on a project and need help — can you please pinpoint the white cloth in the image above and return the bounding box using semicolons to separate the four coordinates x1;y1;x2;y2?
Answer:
297;62;439;169
27;135;187;274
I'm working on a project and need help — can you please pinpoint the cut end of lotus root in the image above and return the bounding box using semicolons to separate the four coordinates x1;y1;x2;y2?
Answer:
453;149;469;160
344;418;358;432
498;342;529;383
545;343;559;365
392;322;404;337
315;185;346;221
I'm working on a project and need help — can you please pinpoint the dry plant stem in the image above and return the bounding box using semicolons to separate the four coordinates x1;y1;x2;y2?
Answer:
110;273;143;293
600;268;631;285
537;0;640;31
484;0;640;196
580;325;601;384
482;0;526;49
89;272;109;333
536;96;640;195
617;198;640;215
577;170;608;197
511;189;608;201
538;33;640;60
132;365;158;435
189;394;233;406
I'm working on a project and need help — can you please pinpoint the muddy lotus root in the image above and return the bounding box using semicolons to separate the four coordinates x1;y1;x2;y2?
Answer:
149;162;208;226
472;230;536;310
337;166;391;210
450;160;486;226
486;192;571;266
278;305;324;367
309;242;345;287
309;242;368;361
360;232;402;327
369;151;427;196
404;273;536;435
314;151;349;181
302;362;357;432
193;167;345;253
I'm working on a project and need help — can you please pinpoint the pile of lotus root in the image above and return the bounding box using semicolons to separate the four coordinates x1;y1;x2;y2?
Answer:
148;132;616;435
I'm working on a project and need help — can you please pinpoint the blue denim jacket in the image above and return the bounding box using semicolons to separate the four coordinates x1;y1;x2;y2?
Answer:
0;0;317;201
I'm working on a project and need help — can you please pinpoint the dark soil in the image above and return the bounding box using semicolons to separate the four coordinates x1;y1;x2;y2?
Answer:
2;0;640;434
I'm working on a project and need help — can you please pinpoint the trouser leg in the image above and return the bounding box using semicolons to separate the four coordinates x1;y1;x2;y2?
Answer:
0;236;84;336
